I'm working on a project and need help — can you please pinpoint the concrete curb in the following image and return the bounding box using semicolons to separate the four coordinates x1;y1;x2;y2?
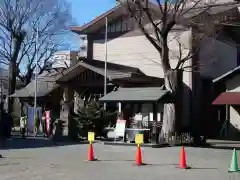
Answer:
103;141;169;148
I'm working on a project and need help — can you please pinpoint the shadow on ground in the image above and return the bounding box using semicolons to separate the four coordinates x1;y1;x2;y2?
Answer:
190;140;240;150
88;160;218;169
197;145;240;150
0;136;90;150
88;159;179;167
180;139;240;150
189;167;218;170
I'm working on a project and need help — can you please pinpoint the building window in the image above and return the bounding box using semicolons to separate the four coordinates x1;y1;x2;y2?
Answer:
122;20;128;31
61;56;65;62
107;25;111;32
110;23;116;32
116;20;121;32
54;57;59;63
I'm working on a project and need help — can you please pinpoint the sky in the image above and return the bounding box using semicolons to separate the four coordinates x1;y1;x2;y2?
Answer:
67;0;116;26
64;0;116;50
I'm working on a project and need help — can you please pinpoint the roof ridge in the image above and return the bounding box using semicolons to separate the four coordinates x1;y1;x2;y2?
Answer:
71;1;239;34
71;4;122;33
213;65;240;83
81;58;141;72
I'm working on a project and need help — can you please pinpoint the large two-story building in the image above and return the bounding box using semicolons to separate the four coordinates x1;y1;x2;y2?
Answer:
64;1;240;137
11;1;240;140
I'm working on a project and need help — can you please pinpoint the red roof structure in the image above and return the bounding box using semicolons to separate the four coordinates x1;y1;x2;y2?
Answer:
212;92;240;105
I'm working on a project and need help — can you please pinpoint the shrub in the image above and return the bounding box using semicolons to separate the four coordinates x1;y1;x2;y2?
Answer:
74;101;117;138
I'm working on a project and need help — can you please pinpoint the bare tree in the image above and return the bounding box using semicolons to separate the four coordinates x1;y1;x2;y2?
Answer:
0;0;75;112
118;0;237;138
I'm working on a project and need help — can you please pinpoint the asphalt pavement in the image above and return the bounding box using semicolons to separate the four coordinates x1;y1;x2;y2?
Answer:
0;138;240;180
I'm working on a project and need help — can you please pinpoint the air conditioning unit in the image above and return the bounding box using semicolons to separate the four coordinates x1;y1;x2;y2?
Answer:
80;35;87;40
78;51;87;58
80;44;87;49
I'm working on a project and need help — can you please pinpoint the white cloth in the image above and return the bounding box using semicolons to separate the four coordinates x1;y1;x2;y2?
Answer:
20;116;27;128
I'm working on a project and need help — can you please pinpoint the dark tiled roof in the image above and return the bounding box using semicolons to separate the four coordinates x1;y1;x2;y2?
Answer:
10;69;64;98
99;87;168;103
78;62;133;80
56;58;143;82
182;3;237;19
10;80;59;98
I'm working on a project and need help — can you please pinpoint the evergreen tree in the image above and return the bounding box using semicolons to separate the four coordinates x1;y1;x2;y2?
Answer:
74;101;117;138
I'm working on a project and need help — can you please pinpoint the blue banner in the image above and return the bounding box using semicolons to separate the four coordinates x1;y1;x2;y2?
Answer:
27;107;42;133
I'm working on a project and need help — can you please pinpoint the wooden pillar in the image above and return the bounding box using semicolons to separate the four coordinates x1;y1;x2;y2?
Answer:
74;91;85;114
225;104;230;138
60;87;74;138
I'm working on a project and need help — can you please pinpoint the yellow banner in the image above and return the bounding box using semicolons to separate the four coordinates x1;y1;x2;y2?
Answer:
135;133;144;144
88;132;95;142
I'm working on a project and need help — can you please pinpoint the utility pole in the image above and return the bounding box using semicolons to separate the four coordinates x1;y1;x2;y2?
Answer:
0;59;2;122
104;17;108;111
34;26;39;132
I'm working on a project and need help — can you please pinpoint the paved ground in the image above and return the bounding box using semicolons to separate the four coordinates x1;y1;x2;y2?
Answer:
0;139;240;180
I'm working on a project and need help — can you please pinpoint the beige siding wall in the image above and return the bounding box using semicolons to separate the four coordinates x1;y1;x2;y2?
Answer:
93;29;192;126
93;30;191;80
229;106;240;132
225;75;240;134
52;51;79;68
93;35;163;78
199;36;237;79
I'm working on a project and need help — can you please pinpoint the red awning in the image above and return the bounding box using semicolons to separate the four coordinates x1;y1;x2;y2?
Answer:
212;92;240;105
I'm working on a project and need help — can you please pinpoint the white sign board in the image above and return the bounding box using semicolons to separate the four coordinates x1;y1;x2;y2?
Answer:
115;119;126;137
135;113;142;121
157;113;161;122
149;112;153;121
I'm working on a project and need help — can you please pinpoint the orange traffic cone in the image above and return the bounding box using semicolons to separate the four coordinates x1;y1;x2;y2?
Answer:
179;146;189;169
136;144;143;165
88;142;95;161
